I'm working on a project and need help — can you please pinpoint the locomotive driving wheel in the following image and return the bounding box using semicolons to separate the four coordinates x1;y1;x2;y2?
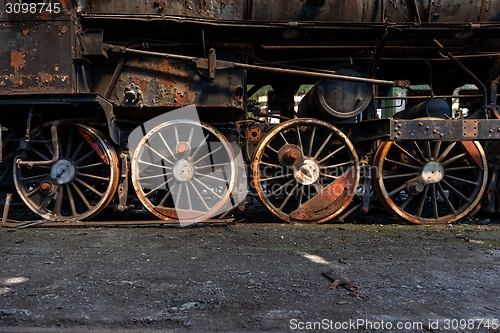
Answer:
373;140;488;224
252;118;360;223
13;123;120;221
131;120;238;222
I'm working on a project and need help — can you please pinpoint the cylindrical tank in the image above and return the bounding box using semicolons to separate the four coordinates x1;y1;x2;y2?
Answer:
298;64;373;119
393;98;451;119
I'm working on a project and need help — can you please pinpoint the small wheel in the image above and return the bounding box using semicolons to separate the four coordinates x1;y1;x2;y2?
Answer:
131;120;237;222
251;118;360;223
13;123;120;220
373;140;488;224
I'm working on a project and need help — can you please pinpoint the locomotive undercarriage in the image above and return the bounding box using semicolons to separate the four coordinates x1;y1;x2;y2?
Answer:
3;4;500;225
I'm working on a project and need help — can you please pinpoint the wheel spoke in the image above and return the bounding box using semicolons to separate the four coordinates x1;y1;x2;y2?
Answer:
437;142;457;162
317;145;345;164
77;162;108;170
432;141;442;160
265;178;296;199
383;172;420;180
279;131;289;145
415;185;429;217
194;171;226;183
144;179;169;196
53;186;64;217
70;182;92;210
260;172;293;182
30;146;51;161
394;143;424;165
412;141;426;162
308;126;316;157
443;174;479;186
194;178;222;199
188;181;210;210
387;183;408;197
384;158;421;170
158;183;175;207
75;178;105;197
138;172;173;181
398;193;415;210
17;173;49;182
278;183;298;210
144;143;174;166
193;145;222;165
441;153;466;167
431;183;438;218
65;129;74;159
296;126;303;151
66;184;77;216
71;139;85;161
424;141;432;161
190;134;210;161
78;172;111;182
158;132;176;159
436;182;456;214
440;179;471;202
74;150;95;166
313;133;333;159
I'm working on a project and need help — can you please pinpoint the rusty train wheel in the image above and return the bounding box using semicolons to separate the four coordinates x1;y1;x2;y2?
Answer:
131;120;237;222
372;140;488;224
251;118;359;223
13;123;120;221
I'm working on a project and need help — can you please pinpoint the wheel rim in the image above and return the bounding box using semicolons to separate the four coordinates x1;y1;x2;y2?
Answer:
373;140;488;224
131;120;237;222
252;118;360;223
13;123;119;220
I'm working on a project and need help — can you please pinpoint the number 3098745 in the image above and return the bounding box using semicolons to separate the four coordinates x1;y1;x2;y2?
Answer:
6;2;61;14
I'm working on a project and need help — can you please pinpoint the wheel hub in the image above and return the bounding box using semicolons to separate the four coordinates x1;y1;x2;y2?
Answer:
173;159;194;182
50;159;76;184
421;161;444;184
294;159;320;185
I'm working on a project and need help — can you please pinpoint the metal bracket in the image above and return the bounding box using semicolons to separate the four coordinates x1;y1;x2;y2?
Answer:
208;48;216;81
463;119;478;138
16;121;60;167
115;152;129;212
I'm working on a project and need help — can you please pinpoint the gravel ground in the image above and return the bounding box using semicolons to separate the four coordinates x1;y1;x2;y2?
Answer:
0;211;499;333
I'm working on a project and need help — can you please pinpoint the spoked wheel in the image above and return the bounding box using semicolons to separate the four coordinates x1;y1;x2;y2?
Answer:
13;123;120;220
131;120;237;222
251;118;360;223
373;140;488;224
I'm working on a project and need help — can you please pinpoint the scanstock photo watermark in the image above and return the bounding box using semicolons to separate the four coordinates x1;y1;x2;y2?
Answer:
289;318;499;331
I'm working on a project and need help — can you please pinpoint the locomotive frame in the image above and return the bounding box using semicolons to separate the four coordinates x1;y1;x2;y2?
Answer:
2;0;500;225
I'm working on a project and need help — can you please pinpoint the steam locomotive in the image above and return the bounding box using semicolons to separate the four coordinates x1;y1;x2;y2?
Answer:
2;0;500;224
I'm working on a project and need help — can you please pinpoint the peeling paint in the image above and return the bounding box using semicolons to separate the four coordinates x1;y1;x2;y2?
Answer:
10;50;24;71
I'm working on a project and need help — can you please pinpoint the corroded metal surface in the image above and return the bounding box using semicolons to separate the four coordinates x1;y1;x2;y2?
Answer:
0;20;76;95
82;0;500;23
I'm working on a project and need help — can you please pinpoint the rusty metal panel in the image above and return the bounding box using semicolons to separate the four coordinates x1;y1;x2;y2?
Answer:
251;0;367;22
390;119;500;141
250;0;500;23
0;20;76;95
86;0;244;20
99;57;244;109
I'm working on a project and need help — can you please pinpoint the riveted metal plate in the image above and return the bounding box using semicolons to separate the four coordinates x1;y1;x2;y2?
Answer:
463;119;478;138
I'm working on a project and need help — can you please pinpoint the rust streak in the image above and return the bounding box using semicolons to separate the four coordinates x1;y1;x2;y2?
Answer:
460;141;484;171
10;50;24;70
